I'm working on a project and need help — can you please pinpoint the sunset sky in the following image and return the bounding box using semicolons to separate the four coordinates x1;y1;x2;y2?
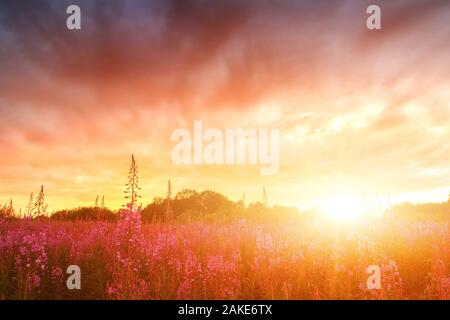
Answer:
0;0;449;211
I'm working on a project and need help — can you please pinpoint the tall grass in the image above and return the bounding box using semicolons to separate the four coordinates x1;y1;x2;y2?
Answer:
0;211;448;300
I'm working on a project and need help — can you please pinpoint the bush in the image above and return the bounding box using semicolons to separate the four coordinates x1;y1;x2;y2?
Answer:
51;207;116;222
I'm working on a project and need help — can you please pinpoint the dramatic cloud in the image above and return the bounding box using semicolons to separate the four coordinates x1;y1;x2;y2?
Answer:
0;0;449;210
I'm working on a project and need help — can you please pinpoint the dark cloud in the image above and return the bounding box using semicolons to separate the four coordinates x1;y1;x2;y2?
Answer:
0;0;449;207
0;0;449;112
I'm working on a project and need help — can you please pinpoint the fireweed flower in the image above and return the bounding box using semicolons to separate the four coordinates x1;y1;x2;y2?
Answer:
107;205;148;299
0;216;448;300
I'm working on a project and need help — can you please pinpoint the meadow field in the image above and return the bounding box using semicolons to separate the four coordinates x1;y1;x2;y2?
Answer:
0;210;448;300
1;0;449;303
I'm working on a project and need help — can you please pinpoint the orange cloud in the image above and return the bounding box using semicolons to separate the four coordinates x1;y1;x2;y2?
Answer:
0;0;449;210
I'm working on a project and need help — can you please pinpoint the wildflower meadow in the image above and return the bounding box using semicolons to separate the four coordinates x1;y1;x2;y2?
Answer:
0;156;449;300
0;209;448;300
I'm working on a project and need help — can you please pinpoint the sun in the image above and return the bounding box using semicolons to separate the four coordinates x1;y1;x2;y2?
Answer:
320;195;365;223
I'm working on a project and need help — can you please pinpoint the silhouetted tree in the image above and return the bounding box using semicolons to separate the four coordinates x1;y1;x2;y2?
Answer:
175;189;199;200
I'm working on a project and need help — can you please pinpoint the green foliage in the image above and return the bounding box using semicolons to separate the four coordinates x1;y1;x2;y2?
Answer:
51;207;116;222
140;189;309;223
3;189;448;223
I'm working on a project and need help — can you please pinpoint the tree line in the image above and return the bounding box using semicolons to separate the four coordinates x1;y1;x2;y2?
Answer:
1;155;449;222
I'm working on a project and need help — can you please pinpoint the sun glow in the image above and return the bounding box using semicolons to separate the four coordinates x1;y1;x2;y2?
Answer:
320;195;366;223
